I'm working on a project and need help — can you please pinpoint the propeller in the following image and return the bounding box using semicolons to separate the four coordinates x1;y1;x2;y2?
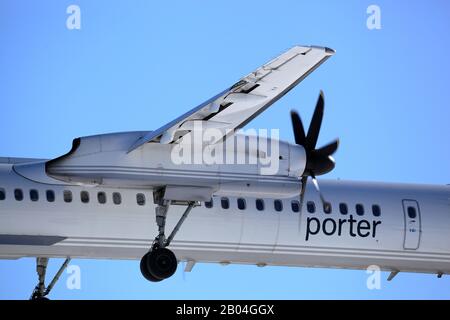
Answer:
290;91;339;214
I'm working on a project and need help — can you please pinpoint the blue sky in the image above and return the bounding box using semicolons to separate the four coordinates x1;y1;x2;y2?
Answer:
1;0;450;299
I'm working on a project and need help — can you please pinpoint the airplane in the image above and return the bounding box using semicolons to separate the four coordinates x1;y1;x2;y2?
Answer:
0;45;449;300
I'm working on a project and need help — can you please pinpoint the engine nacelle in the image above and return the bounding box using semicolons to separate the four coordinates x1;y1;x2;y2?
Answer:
45;131;306;198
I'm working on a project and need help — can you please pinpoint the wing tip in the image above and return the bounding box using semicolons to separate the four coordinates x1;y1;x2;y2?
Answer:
324;47;336;55
310;45;336;55
294;44;336;56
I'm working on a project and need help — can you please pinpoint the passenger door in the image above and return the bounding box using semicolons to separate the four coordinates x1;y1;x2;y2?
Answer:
402;199;421;250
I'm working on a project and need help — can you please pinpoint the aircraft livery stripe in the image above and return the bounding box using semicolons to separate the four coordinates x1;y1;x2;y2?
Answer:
54;238;450;261
0;234;67;246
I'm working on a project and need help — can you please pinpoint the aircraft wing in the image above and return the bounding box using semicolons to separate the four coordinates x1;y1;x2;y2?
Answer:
127;45;335;153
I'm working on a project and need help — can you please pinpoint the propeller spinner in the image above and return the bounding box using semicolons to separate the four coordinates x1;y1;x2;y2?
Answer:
290;91;339;212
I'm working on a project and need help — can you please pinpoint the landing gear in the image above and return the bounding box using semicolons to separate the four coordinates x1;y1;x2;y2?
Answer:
140;252;162;282
140;248;178;282
30;257;71;300
140;188;198;282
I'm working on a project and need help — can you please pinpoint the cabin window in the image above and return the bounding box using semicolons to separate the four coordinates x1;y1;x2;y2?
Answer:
30;189;39;202
256;199;264;211
46;190;55;202
112;192;121;205
291;200;300;213
339;203;348;215
14;189;23;201
98;192;107;204
237;198;246;210
81;191;90;203
323;202;332;214
356;204;364;216
307;201;316;213
274;199;283;212
407;206;417;219
221;197;229;209
63;190;72;203
0;188;5;201
136;193;146;206
205;199;213;208
372;204;381;217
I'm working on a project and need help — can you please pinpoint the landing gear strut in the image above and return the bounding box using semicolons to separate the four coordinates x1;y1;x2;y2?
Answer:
140;188;198;282
30;257;71;300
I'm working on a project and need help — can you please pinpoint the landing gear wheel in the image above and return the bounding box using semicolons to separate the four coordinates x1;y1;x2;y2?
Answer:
140;252;162;282
147;248;177;280
142;195;194;282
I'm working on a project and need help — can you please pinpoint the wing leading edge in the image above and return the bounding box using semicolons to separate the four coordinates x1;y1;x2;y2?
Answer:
127;45;335;153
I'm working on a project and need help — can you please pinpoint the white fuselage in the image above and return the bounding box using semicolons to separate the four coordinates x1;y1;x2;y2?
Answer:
0;159;449;275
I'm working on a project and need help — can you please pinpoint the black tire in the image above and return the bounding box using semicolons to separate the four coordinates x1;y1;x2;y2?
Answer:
140;252;162;282
147;248;177;280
